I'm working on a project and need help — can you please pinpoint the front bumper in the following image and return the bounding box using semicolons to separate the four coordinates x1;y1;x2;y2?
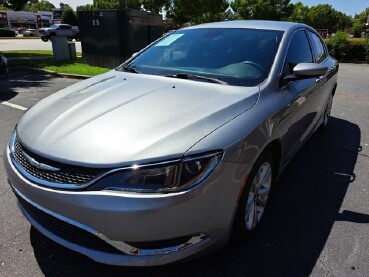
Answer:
4;146;247;266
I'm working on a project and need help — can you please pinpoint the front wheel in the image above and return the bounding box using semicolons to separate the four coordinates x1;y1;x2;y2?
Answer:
323;94;333;128
319;94;333;132
41;36;49;42
232;151;275;240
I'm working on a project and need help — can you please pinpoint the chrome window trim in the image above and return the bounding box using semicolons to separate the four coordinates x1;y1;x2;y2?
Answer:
277;27;315;90
306;29;329;64
11;184;209;256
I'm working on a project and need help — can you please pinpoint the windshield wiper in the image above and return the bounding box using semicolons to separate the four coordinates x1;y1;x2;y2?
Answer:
122;65;141;74
167;73;228;85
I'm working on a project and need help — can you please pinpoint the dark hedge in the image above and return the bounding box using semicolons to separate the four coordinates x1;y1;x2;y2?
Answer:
325;38;369;62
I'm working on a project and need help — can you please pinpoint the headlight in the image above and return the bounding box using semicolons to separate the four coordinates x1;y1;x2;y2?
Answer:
89;151;222;193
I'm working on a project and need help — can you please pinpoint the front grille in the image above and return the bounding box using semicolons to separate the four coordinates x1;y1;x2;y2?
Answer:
16;193;123;254
12;137;108;186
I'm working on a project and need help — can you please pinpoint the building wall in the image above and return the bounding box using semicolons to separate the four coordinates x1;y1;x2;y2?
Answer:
0;10;54;29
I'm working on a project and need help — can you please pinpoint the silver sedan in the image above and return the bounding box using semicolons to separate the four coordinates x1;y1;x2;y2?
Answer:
3;20;338;266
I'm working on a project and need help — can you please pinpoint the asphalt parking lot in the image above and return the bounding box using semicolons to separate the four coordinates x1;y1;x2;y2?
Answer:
0;38;82;52
1;64;369;276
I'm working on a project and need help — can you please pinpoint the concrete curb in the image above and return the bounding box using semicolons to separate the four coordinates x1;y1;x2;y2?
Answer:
7;56;54;61
9;66;90;80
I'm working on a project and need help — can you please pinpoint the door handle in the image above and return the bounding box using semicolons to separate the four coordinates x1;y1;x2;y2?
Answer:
316;76;325;83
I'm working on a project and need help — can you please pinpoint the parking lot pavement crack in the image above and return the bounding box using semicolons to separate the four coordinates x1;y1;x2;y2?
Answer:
0;190;9;196
319;250;331;277
358;153;369;159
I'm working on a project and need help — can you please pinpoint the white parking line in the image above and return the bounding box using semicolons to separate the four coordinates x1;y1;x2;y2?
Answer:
1;101;28;111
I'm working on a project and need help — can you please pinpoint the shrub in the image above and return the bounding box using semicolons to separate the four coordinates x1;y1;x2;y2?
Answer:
0;28;16;37
328;32;349;60
365;36;369;62
325;38;367;62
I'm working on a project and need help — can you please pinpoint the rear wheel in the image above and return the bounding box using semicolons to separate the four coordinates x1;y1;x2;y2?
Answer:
41;36;49;42
232;151;274;240
68;37;73;41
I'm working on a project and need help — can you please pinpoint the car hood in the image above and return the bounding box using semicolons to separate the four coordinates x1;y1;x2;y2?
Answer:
17;70;259;167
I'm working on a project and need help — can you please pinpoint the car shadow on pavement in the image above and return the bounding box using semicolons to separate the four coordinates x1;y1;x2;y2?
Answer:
30;116;363;277
0;70;56;102
0;90;17;102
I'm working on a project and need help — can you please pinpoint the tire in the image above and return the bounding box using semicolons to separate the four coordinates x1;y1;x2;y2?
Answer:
68;37;73;41
319;94;333;131
74;34;80;41
41;36;49;42
232;151;275;241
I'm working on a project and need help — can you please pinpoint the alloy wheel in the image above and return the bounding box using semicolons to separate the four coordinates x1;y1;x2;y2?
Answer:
244;161;272;231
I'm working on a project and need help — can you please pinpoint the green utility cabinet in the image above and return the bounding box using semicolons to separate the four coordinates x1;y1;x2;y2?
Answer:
78;9;163;68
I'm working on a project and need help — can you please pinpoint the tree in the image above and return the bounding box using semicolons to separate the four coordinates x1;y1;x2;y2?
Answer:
286;2;311;25
309;4;339;33
76;4;94;11
231;0;291;21
59;2;71;9
26;0;55;12
2;0;28;10
92;0;141;10
163;18;179;32
166;0;228;25
61;6;78;26
351;8;369;38
76;0;167;14
141;0;169;14
334;11;352;32
224;6;240;21
0;3;12;10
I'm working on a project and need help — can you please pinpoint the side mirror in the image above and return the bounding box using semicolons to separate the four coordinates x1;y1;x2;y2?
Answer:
293;63;328;77
283;63;328;82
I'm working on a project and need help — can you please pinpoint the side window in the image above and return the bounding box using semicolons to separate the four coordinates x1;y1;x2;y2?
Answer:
283;30;313;75
308;32;327;63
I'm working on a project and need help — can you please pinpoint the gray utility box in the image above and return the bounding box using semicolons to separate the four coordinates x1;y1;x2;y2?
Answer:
51;36;70;60
77;9;163;68
68;42;77;60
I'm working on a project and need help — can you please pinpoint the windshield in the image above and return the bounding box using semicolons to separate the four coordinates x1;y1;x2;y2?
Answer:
49;25;57;29
118;28;284;86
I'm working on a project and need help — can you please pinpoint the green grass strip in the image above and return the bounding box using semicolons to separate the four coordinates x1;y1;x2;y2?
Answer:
9;57;109;76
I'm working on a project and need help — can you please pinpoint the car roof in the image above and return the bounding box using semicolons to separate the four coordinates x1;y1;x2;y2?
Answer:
187;20;308;32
